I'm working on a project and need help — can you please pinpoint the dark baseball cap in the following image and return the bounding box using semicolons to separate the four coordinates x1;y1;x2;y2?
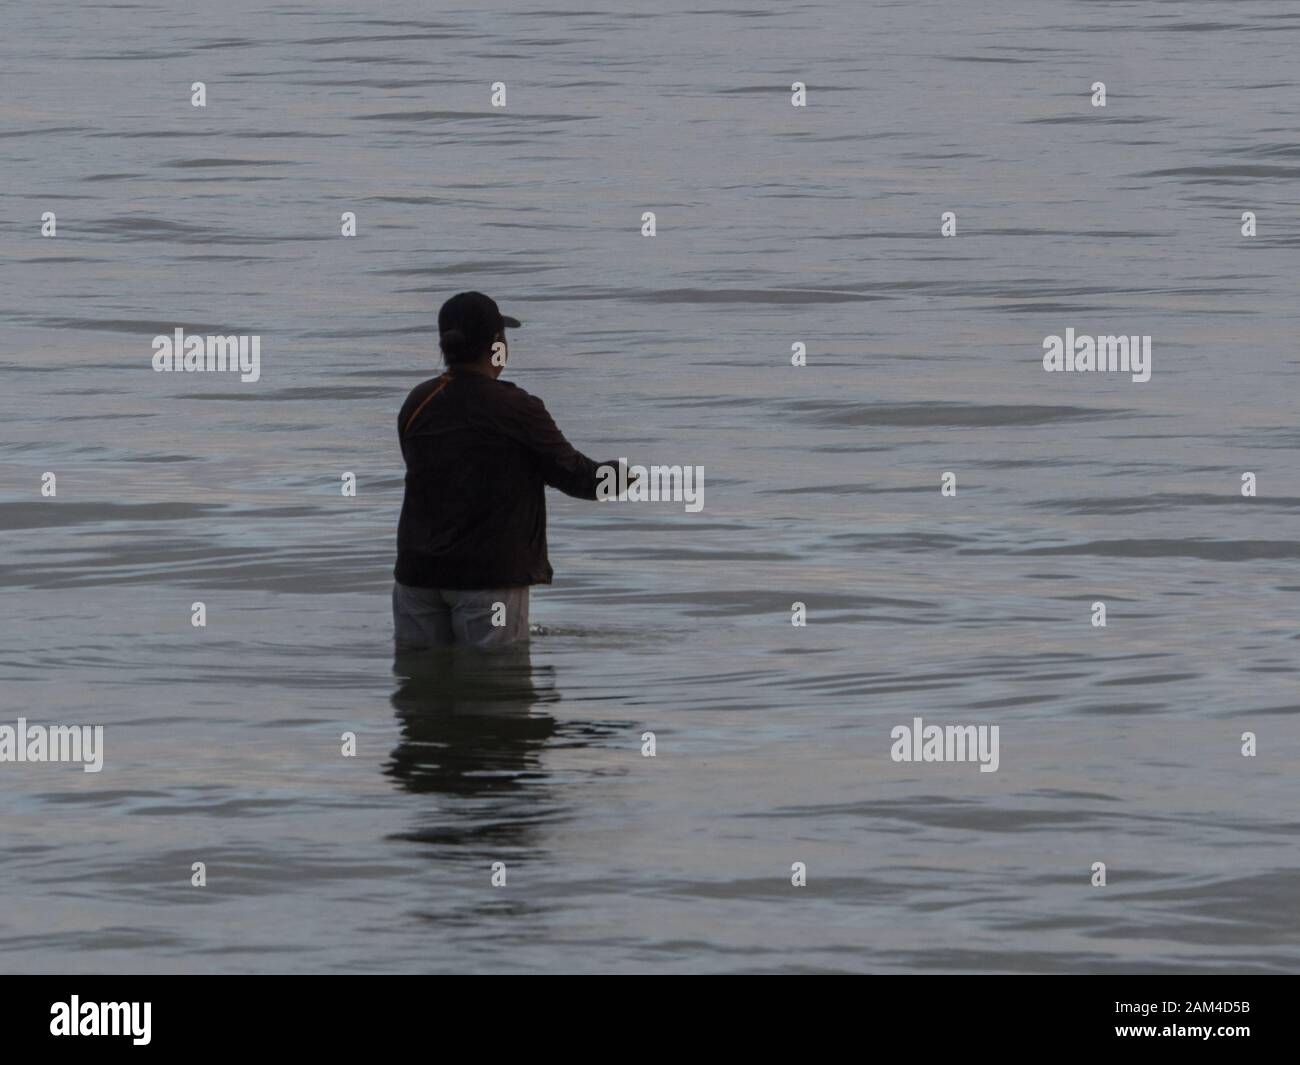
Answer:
438;291;521;338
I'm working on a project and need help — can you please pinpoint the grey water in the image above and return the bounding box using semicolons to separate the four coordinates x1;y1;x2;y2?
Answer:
1;0;1299;974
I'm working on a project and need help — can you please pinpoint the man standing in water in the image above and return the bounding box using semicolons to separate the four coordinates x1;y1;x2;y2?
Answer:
393;292;621;651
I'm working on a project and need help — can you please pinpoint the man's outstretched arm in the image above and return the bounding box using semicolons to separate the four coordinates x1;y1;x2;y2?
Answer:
517;393;620;500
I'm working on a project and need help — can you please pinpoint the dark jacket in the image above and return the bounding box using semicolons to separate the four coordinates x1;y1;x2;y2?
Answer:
395;369;611;589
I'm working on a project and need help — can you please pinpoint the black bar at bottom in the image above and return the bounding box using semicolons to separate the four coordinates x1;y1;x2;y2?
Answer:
1;975;1289;1052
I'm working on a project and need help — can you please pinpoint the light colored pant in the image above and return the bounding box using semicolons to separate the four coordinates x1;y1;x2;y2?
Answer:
392;582;530;651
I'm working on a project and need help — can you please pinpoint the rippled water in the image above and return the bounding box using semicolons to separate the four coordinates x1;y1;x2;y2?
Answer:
2;1;1299;973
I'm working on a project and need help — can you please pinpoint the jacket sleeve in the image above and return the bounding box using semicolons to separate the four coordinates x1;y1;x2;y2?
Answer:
516;393;615;500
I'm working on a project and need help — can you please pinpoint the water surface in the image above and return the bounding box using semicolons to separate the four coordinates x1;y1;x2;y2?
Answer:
1;0;1298;973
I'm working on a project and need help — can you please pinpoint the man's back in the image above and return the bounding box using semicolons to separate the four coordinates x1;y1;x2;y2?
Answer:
395;369;606;590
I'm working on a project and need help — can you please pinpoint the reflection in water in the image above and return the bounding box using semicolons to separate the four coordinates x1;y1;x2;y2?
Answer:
387;645;560;800
386;644;629;874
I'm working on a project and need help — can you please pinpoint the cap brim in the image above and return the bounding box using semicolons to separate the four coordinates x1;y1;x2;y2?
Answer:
501;314;522;328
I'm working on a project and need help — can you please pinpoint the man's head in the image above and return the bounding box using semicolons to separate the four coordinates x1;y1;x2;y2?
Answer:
438;292;521;374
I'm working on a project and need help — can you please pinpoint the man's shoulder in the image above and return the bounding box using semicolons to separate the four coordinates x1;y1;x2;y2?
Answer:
404;374;447;404
487;376;545;410
398;372;545;421
398;374;453;434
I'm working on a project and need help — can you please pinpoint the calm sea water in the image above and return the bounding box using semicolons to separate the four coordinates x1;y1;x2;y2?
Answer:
2;0;1299;973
